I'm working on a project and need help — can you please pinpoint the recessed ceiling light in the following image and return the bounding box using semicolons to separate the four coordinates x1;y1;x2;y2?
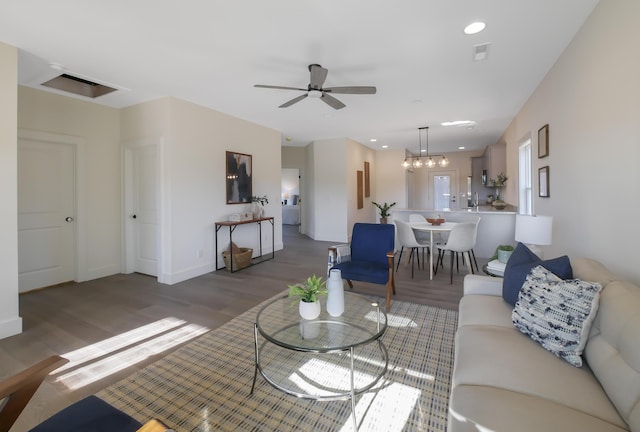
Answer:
381;145;388;149
441;120;476;127
370;138;377;142
464;21;486;35
458;146;466;150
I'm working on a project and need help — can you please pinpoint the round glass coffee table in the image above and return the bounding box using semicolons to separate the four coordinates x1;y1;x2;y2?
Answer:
251;291;388;430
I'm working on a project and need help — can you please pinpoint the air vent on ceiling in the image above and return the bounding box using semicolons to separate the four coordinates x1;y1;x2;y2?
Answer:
41;73;117;98
472;43;491;62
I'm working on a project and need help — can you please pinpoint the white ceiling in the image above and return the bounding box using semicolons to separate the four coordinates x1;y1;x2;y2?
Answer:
1;0;599;155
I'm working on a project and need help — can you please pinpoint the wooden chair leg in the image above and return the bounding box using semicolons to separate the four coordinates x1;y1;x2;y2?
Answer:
346;279;354;289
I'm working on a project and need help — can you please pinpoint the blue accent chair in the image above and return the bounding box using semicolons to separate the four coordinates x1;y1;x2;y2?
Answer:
329;223;396;311
29;395;142;432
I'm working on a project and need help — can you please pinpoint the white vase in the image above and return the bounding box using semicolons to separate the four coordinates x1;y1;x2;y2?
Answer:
299;300;321;320
326;269;345;317
299;320;320;339
250;202;260;219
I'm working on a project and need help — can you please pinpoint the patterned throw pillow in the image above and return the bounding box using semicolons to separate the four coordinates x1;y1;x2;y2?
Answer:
512;265;603;367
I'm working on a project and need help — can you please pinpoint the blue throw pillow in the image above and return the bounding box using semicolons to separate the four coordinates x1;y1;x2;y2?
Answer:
502;242;573;306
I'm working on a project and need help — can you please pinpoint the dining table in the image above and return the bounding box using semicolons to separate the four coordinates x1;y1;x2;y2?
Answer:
409;221;458;280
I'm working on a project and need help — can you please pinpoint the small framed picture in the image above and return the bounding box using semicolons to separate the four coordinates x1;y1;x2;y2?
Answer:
539;166;550;197
538;124;549;158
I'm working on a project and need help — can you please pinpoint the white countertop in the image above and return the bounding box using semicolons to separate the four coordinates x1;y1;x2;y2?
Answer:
391;206;517;215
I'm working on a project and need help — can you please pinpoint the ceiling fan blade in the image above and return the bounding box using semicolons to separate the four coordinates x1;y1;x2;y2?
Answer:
323;86;377;94
320;93;345;110
309;64;328;89
279;93;308;108
254;84;307;91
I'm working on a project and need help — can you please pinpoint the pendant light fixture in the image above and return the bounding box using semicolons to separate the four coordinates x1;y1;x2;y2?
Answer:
401;127;450;169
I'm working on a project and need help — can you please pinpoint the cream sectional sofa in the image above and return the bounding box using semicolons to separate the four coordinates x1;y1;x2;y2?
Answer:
448;257;639;432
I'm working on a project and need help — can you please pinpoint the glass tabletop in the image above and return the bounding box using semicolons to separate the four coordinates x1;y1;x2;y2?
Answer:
256;291;387;352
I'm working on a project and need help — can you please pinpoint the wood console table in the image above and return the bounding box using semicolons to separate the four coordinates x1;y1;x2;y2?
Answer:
215;217;275;272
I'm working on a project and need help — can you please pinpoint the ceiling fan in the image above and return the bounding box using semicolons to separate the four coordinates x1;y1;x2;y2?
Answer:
254;64;376;110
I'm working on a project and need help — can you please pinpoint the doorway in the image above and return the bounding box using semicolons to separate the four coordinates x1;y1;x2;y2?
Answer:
124;138;161;279
17;131;83;292
429;170;458;211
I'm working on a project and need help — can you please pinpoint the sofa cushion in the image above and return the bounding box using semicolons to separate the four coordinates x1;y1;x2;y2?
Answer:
458;294;513;329
452;324;627;429
449;385;628;432
502;242;573;306
512;265;602;367
585;279;640;431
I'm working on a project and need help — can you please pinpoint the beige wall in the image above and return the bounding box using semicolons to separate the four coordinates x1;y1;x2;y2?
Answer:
500;0;640;282
0;42;21;338
346;138;377;229
374;148;407;213
121;97;283;284
167;98;282;282
309;138;348;242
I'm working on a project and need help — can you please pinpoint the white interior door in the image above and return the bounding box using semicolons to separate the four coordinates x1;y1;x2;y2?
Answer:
131;145;158;276
429;170;458;211
18;139;75;292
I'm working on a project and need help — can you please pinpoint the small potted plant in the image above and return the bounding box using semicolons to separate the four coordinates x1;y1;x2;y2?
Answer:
372;201;396;224
496;244;515;264
288;275;327;320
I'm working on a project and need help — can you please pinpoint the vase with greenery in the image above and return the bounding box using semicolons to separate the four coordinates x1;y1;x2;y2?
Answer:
250;195;268;218
372;201;396;224
288;275;327;320
488;173;508;208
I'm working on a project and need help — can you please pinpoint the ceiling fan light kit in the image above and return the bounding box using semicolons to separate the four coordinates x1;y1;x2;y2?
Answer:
402;127;450;170
254;64;376;110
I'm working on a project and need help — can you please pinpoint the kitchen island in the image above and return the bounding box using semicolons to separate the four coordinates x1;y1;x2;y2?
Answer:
390;207;516;258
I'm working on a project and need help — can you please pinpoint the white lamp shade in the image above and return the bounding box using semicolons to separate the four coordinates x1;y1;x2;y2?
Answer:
515;215;553;246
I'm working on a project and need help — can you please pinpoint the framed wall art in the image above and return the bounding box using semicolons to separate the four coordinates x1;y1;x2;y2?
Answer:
364;161;370;197
539;166;550;197
538;124;549;158
226;151;252;204
357;170;364;209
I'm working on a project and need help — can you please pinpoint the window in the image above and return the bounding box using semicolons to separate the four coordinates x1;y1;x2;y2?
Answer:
519;139;532;214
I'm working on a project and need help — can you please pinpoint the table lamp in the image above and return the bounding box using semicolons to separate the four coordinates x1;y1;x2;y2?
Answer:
515;215;553;258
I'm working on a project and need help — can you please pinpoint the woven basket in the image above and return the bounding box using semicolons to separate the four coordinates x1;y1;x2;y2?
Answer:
222;247;253;271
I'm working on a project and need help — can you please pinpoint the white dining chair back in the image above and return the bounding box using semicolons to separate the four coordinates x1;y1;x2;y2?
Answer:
436;222;478;283
408;214;431;243
394;220;430;278
443;222;476;252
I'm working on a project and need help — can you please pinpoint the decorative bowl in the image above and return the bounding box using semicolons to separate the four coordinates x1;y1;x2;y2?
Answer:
427;218;445;226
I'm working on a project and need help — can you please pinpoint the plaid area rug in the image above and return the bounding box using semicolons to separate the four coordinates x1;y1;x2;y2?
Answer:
98;295;457;431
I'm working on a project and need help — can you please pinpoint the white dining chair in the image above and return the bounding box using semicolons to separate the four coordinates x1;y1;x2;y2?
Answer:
434;222;477;283
394;220;430;279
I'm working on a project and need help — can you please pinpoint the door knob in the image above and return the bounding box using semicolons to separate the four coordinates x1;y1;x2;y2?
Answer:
65;217;74;222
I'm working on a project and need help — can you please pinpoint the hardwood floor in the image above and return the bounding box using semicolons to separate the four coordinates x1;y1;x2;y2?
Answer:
1;225;479;431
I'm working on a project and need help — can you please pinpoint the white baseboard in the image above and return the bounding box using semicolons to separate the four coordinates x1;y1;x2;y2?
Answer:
0;316;23;340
